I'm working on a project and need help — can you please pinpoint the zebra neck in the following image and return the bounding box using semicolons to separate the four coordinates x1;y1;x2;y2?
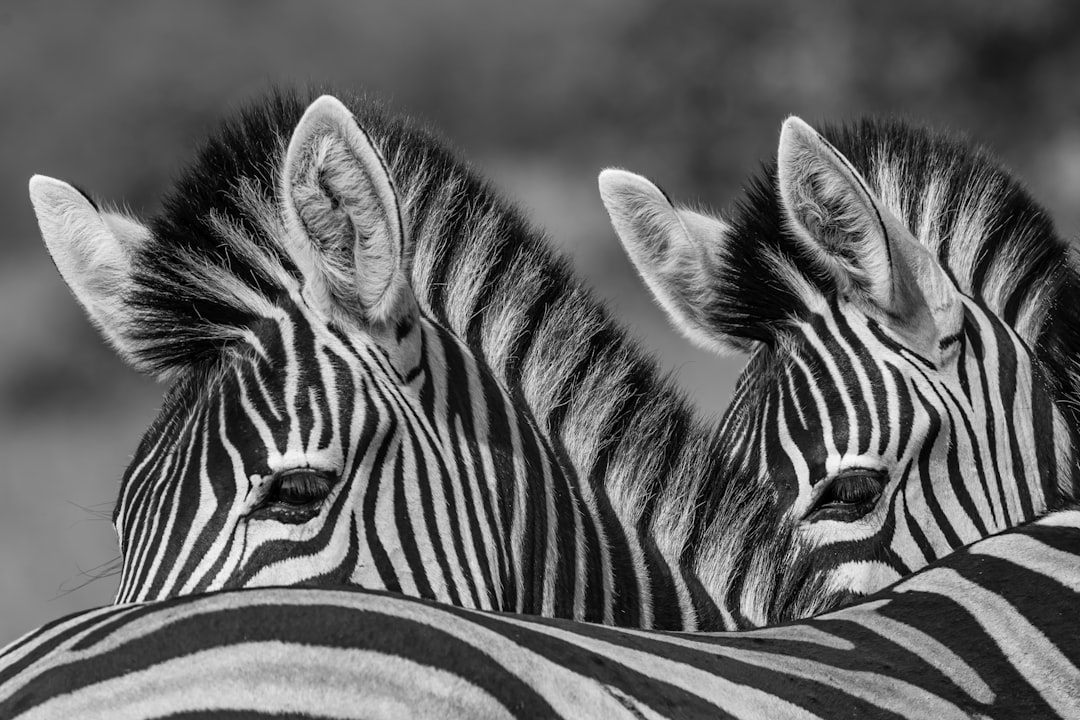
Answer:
415;319;718;629
383;131;771;628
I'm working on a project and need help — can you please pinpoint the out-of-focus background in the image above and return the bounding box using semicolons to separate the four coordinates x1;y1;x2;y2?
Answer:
3;0;1080;644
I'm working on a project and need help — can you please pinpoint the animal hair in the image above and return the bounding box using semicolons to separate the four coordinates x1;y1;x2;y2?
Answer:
119;87;766;607
709;117;1080;440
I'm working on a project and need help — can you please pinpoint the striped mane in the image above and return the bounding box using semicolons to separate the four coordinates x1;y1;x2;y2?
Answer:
719;118;1080;434
123;87;750;586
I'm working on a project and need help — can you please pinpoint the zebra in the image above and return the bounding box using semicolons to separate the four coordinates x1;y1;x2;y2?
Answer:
599;115;1080;602
27;90;1078;630
2;506;1077;719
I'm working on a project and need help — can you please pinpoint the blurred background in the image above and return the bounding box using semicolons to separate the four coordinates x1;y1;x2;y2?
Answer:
3;0;1080;644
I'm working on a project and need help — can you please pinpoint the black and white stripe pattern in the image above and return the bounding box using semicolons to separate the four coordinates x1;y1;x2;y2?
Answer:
3;507;1077;719
724;294;1070;596
601;116;1080;616
28;90;787;631
27;93;1079;632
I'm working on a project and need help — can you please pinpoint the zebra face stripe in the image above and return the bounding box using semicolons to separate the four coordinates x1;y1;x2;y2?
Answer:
113;296;516;605
728;293;1066;600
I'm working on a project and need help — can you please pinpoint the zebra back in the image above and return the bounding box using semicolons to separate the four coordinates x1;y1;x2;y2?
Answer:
3;507;1077;719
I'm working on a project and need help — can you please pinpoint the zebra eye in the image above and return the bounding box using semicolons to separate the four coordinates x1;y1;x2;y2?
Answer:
253;468;335;523
805;468;886;523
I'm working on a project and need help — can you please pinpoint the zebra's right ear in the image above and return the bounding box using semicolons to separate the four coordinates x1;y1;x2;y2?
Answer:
280;94;415;334
598;169;753;354
29;175;154;371
776;117;964;358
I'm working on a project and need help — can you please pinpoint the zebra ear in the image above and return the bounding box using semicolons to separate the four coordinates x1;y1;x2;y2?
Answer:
777;117;962;354
281;95;414;331
29;175;154;372
598;169;753;354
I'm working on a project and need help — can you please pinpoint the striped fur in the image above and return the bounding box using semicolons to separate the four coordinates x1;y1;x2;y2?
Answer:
602;117;1080;601
31;93;1075;631
3;508;1078;719
31;89;819;630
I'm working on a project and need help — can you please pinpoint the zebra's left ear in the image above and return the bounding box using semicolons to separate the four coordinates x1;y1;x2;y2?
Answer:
280;95;416;335
777;117;963;356
28;175;156;373
599;168;753;354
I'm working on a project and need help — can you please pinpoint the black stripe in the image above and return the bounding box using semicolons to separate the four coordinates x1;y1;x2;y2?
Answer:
361;390;402;594
990;317;1034;521
393;428;441;602
910;384;963;550
818;309;867;454
439;328;498;608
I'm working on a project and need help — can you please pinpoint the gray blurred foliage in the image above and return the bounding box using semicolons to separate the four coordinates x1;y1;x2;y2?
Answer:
2;0;1079;643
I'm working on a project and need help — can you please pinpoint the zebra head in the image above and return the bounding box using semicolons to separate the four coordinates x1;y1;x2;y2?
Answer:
28;95;535;607
600;116;1080;599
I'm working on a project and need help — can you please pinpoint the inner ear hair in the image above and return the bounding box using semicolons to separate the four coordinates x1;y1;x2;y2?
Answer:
779;122;894;309
777;119;966;361
280;95;409;329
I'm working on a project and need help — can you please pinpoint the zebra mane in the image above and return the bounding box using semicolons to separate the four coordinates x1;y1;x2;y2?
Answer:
716;117;1080;437
126;87;746;581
